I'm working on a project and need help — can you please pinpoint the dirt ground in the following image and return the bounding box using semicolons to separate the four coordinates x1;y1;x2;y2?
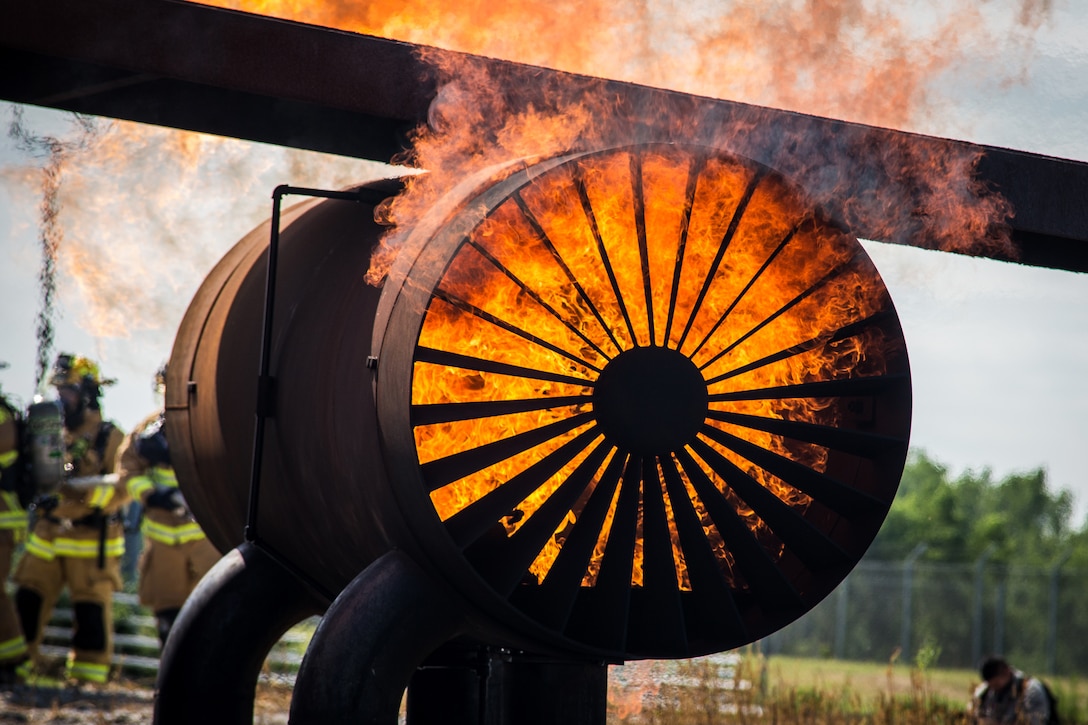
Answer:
0;678;294;724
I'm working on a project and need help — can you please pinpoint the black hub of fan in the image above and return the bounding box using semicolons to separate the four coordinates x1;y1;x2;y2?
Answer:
593;346;708;455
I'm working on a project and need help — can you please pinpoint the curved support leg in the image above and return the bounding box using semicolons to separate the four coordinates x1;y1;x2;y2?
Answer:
154;541;328;725
289;550;467;724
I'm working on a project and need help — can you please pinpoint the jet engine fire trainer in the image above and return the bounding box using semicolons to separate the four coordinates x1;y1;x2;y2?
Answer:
158;144;911;724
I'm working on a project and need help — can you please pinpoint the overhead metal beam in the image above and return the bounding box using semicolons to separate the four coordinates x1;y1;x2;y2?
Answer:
2;0;1085;272
0;0;430;161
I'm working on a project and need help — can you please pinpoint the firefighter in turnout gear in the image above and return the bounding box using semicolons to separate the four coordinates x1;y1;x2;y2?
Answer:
13;354;127;685
116;365;219;646
0;366;30;684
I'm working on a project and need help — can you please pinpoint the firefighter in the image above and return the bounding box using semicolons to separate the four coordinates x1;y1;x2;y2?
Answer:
0;366;30;683
13;353;127;685
116;364;219;646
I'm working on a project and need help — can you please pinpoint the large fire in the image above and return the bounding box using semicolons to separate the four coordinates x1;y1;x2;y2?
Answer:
192;0;1049;135
187;0;1031;287
13;0;1047;389
409;144;894;590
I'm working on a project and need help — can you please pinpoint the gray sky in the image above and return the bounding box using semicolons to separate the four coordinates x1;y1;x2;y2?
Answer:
1;2;1086;522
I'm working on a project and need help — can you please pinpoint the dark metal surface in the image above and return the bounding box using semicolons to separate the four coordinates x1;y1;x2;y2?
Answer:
408;645;609;725
2;0;1086;272
154;542;327;725
289;551;467;725
166;178;403;592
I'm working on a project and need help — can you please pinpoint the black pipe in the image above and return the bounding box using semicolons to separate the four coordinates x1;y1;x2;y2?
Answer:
245;184;368;543
289;550;468;724
153;541;328;725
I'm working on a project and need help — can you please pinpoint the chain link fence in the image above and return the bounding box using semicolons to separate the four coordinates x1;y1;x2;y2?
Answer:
758;554;1088;676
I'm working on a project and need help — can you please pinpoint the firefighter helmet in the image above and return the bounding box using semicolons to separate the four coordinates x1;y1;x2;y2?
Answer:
50;353;115;412
50;353;105;388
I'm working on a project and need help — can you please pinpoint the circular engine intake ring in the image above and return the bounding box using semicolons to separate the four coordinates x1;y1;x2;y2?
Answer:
374;143;912;659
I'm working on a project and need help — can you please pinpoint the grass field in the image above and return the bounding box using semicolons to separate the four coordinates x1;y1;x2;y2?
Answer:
764;654;979;707
611;651;1088;723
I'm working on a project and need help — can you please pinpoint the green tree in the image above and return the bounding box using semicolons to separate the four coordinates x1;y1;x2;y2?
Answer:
867;450;968;561
867;450;1082;563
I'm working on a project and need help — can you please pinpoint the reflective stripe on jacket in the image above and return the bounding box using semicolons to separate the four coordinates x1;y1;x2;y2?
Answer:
54;534;125;558
126;465;177;500
130;465;205;546
24;523;125;561
141;517;206;545
0;491;25;532
0;633;28;661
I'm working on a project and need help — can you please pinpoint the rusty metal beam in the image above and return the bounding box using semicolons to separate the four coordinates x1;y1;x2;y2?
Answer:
2;0;1086;272
0;0;429;161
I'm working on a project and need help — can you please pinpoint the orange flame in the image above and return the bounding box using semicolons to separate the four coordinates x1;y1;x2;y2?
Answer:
194;0;1050;132
410;144;893;588
191;0;1047;279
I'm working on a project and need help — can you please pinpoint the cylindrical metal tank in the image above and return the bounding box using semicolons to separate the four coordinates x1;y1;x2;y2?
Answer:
166;180;397;590
168;144;911;663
